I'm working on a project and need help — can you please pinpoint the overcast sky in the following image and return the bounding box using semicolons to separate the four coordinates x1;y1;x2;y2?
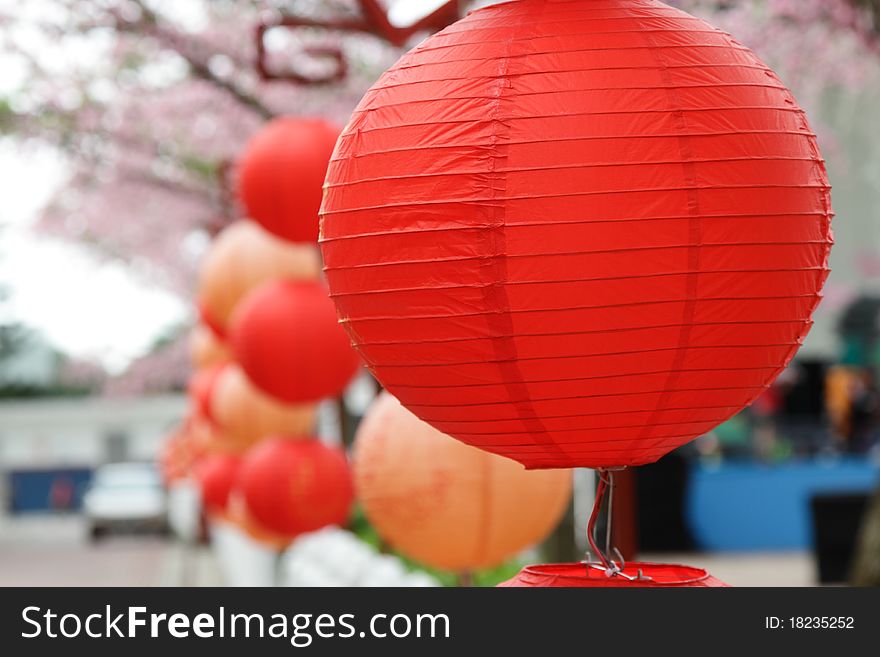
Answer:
0;141;189;373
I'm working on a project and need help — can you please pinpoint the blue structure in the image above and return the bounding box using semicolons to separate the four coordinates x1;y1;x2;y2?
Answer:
7;468;93;513
686;457;880;550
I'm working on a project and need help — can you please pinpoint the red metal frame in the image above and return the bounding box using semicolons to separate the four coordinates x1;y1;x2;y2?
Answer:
256;0;461;83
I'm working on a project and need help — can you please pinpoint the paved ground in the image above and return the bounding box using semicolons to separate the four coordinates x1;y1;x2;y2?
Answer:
0;515;221;586
0;515;818;587
639;551;816;587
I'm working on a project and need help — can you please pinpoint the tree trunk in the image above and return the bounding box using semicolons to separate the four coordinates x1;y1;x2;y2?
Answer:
850;486;880;586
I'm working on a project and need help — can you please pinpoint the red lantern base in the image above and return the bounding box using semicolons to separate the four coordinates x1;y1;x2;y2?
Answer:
498;563;729;588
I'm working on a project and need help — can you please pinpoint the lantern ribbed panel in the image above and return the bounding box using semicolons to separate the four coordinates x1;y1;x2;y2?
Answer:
320;0;833;469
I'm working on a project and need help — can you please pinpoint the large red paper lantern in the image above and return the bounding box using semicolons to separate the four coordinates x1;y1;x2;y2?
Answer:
320;0;833;469
499;563;728;587
230;280;361;403
237;438;354;538
194;453;242;515
354;392;571;571
237;117;340;243
197;220;321;336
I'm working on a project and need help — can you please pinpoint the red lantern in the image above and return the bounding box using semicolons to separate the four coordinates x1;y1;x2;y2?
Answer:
230;280;361;403
320;0;833;469
187;363;227;423
237;117;340;243
498;563;728;588
194;454;242;515
237;438;354;538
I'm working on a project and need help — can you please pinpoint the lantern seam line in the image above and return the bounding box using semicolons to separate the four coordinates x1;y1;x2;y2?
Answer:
385;366;803;389
334;293;821;321
350;319;812;346
320;211;828;242
344;105;810;134
355;82;793;112
329;131;819;161
327;266;829;297
319;183;831;215
367;340;802;367
406;405;743;422
391;383;766;406
403;407;744;425
323;156;823;188
417;30;742;52
422;415;752;431
377;63;773;88
325;241;830;270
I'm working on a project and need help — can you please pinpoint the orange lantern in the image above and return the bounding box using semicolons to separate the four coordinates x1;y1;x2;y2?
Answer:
187;363;227;423
353;392;572;571
197;220;321;336
189;324;231;369
209;365;317;447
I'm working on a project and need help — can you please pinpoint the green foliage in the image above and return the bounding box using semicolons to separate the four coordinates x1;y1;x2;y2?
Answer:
347;503;524;587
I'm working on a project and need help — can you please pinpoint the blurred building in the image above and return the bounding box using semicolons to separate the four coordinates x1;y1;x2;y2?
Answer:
0;394;186;514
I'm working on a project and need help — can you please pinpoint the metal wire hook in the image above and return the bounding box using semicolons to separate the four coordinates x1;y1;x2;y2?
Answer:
581;466;651;580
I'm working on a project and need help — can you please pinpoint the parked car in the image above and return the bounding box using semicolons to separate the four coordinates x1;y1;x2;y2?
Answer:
83;463;168;540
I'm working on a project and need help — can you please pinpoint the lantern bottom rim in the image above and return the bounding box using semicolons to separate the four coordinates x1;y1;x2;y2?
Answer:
498;562;729;587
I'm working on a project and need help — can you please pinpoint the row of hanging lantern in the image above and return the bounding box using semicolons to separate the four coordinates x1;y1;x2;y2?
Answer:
160;116;360;554
159;109;577;582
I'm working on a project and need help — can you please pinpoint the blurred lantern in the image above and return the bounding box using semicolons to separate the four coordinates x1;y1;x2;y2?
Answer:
237;117;340;243
498;563;727;587
197;221;321;336
226;493;292;551
158;432;188;483
187;363;227;423
320;0;833;470
353;392;572;571
158;419;210;482
238;437;354;538
189;324;232;369
230;280;361;403
209;364;317;447
194;453;242;516
187;413;244;455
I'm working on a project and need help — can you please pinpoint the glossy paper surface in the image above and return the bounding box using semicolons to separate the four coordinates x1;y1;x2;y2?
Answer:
320;0;833;468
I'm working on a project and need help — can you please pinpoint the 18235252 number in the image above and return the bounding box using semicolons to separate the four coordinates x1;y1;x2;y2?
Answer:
789;617;854;629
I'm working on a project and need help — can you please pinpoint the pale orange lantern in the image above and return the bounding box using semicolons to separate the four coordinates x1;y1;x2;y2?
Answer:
354;392;572;571
189;324;231;369
209;365;316;447
196;220;322;335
